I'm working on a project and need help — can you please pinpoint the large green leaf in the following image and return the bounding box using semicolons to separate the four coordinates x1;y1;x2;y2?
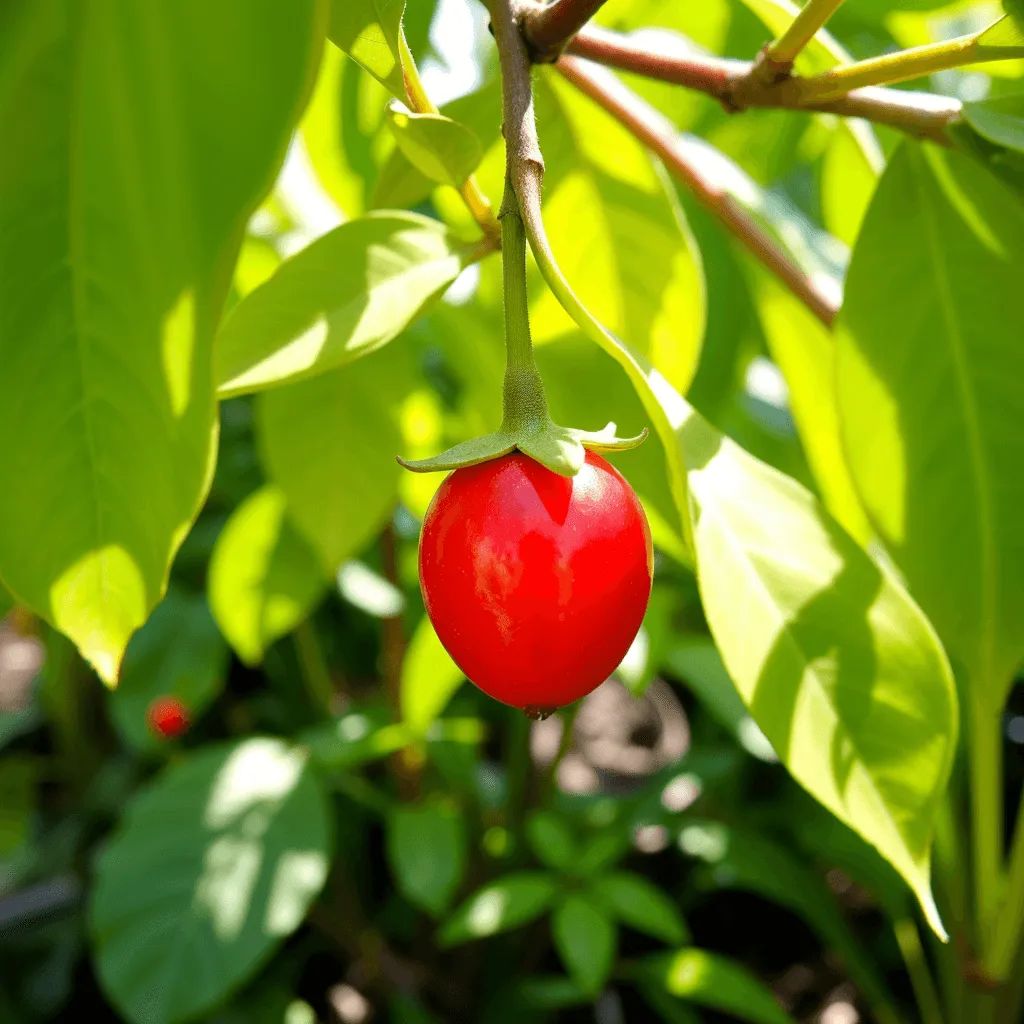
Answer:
208;486;326;666
552;895;616;996
964;94;1024;154
837;142;1024;701
216;213;467;396
400;616;464;735
640;949;794;1024
328;0;406;97
92;738;331;1024
256;343;411;572
386;105;482;189
387;799;466;916
0;0;323;683
109;590;228;752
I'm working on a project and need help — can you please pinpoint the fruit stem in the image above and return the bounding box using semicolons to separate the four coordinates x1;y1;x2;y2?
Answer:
499;174;551;435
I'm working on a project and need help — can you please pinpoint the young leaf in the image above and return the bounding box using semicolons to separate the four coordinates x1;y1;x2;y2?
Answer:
387;800;466;916
684;409;957;935
440;873;559;946
216;213;467;397
640;949;794;1024
552;895;617;996
964;94;1024;154
526;811;579;871
109;590;228;752
328;0;407;98
91;739;331;1024
591;872;689;945
837;142;1024;703
401;616;465;735
208;486;326;666
386;105;483;189
0;0;323;683
256;344;411;572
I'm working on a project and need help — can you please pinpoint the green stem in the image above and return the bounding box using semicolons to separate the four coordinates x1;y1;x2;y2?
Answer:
499;180;550;433
766;0;847;65
893;917;946;1024
989;785;1024;979
969;687;1003;959
932;794;968;1021
294;619;334;715
796;33;1017;101
543;701;582;798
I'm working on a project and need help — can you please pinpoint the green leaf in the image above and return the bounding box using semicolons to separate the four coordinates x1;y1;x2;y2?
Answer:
91;738;331;1024
386;105;482;188
964;94;1024;154
387;799;466;916
401;616;465;735
0;757;35;857
821;120;879;248
640;948;794;1024
328;0;407;97
751;272;872;545
1008;0;1024;33
109;590;228;751
208;486;326;666
977;14;1024;54
216;213;467;396
440;873;559;946
683;409;957;935
591;872;688;945
551;894;616;996
837;142;1024;701
0;584;12;620
256;344;410;571
301;710;412;771
0;0;323;683
526;811;579;871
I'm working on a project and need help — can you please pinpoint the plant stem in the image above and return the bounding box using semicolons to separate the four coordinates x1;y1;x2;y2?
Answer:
542;700;581;797
893;916;946;1024
555;55;838;326
932;794;969;1021
294;619;335;715
521;0;611;61
969;687;1004;959
398;31;500;240
989;782;1024;979
564;25;962;141
797;33;1018;101
766;0;847;65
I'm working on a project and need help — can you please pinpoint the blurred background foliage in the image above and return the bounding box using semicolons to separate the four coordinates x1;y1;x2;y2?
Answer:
2;0;1024;1023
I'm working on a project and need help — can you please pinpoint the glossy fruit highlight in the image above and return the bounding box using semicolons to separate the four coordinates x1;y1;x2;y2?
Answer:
419;451;653;714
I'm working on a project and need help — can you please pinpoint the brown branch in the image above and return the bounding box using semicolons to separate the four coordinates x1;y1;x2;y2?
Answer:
566;24;962;142
520;0;611;62
556;55;839;327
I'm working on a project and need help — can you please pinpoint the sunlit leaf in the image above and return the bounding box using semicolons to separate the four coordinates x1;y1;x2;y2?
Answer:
208;486;327;666
821;122;879;247
0;0;323;682
552;895;616;996
386;105;482;188
328;0;407;97
216;213;468;396
401;616;464;735
441;873;559;945
92;739;331;1024
591;872;689;945
640;948;794;1024
110;590;228;752
388;799;466;916
837;142;1024;702
302;709;412;771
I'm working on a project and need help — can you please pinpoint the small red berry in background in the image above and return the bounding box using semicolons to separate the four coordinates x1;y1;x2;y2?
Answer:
418;450;653;716
146;696;190;739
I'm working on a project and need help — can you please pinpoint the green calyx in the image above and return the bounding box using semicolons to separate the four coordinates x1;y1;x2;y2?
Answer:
398;181;646;478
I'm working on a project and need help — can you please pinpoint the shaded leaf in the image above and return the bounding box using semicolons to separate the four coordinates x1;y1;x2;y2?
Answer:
92;738;331;1024
208;486;326;666
217;213;467;396
837;142;1024;701
387;105;482;188
591;871;688;945
552;894;616;996
0;0;323;682
401;616;465;734
964;93;1024;154
526;811;578;871
301;709;412;771
328;0;406;97
388;800;466;916
109;590;227;751
440;873;559;945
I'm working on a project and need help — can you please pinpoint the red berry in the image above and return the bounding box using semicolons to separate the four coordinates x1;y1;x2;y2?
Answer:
146;696;190;739
419;450;653;713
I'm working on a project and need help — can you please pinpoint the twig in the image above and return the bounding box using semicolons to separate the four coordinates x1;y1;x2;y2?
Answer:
565;25;962;141
556;55;838;326
765;0;847;66
521;0;611;62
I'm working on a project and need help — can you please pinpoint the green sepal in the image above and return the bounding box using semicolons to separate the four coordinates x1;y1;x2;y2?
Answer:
398;420;648;478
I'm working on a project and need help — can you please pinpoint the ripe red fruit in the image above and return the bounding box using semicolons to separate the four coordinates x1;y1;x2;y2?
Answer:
146;696;190;739
419;450;653;714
